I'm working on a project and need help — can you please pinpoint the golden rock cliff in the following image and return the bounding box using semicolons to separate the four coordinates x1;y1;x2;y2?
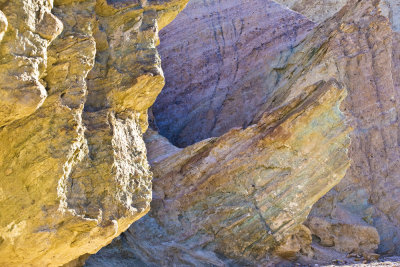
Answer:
2;0;400;266
0;0;188;266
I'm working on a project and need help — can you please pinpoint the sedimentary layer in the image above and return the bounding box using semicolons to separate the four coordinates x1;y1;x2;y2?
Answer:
88;0;400;265
86;0;354;265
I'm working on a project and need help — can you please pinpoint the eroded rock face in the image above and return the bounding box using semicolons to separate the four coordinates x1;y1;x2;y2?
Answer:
306;216;380;255
274;0;348;24
275;0;400;32
0;0;188;266
0;0;62;128
87;79;350;266
88;0;400;265
155;0;400;257
152;0;315;147
275;0;400;255
86;1;352;265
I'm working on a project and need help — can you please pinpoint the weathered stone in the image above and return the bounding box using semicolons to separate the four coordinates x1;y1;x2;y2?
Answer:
0;0;188;266
153;0;315;147
87;77;350;266
279;0;400;255
0;0;61;127
244;0;400;257
274;225;313;260
274;0;347;23
3;0;400;265
307;216;380;254
0;10;7;42
274;0;400;33
88;0;400;265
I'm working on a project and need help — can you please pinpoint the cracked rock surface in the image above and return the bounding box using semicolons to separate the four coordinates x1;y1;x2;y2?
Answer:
0;0;188;266
88;0;400;265
86;0;354;265
2;0;400;265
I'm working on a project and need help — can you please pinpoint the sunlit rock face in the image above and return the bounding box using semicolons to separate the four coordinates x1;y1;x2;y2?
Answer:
3;0;400;265
0;0;188;266
152;0;400;259
87;79;350;266
274;0;348;24
274;0;400;256
275;0;400;33
86;0;354;265
88;0;400;265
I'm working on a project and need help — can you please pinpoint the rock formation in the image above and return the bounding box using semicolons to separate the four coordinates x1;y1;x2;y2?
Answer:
275;0;400;256
87;0;400;265
0;0;188;266
274;0;348;24
153;0;315;147
86;0;353;265
89;78;351;266
2;0;400;265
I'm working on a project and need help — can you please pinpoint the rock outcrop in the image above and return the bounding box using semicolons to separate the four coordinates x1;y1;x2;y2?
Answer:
3;0;400;265
87;78;350;266
274;0;348;24
275;0;400;32
86;0;352;265
155;0;400;259
0;0;188;266
88;0;400;265
152;0;315;147
275;0;400;256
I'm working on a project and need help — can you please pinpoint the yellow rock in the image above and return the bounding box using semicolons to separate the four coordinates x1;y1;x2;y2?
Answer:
0;0;188;266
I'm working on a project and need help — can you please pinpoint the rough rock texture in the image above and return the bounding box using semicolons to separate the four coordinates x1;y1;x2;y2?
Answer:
276;0;400;256
262;0;400;258
152;0;400;258
0;0;62;128
274;0;348;24
307;216;380;255
3;0;400;265
0;0;188;266
86;1;352;265
275;0;400;32
88;0;400;265
87;78;350;266
153;0;315;147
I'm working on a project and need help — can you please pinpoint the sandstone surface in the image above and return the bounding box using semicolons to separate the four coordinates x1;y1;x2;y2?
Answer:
0;0;188;266
88;0;400;265
2;0;400;265
87;78;350;266
275;0;400;256
156;0;400;258
274;0;348;24
86;0;353;265
274;0;400;32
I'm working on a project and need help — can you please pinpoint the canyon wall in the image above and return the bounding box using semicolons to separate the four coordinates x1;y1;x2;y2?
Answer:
154;0;400;259
152;0;315;147
87;0;400;265
88;78;351;266
87;0;352;265
275;0;400;256
1;0;399;266
0;0;188;266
